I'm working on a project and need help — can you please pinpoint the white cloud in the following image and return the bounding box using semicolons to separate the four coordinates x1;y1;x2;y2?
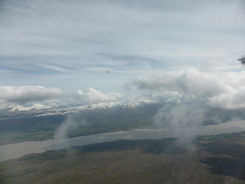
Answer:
0;86;62;104
0;85;123;111
133;68;245;109
77;88;122;104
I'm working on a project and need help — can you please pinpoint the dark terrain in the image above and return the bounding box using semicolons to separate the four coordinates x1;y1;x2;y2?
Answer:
0;103;159;145
1;133;245;184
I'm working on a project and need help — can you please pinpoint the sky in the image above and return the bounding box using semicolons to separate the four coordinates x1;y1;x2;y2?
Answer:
0;0;245;110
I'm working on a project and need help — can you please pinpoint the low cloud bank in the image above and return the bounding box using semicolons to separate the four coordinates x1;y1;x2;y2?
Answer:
133;68;245;109
0;86;61;104
0;86;122;111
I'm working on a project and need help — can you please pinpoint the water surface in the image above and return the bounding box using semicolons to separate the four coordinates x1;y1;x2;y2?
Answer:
1;120;245;161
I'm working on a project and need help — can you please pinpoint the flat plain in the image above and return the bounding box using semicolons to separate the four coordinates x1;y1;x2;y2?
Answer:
1;133;245;184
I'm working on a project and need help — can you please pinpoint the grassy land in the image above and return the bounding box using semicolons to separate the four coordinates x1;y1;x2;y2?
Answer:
1;134;245;184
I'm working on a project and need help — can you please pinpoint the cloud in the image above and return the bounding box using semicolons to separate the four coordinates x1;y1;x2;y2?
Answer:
130;68;245;146
154;103;206;147
133;68;245;109
77;88;122;104
0;85;123;112
154;103;205;129
0;86;62;105
54;116;86;140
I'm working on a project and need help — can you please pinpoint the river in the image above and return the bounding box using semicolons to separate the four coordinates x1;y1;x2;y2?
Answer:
1;120;245;161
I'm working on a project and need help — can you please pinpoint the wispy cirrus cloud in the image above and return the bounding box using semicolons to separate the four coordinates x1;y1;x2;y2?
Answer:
0;0;245;90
